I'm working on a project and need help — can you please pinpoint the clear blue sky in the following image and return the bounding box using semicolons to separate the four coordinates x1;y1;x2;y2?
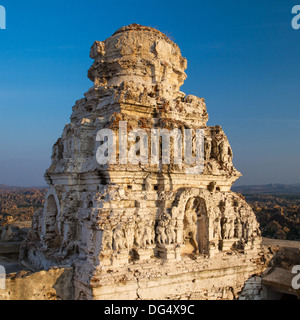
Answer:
0;0;300;186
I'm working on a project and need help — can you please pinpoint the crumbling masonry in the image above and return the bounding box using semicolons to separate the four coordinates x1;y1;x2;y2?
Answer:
21;24;264;300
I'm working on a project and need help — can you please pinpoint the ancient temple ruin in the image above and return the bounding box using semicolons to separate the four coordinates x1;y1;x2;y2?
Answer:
21;24;263;300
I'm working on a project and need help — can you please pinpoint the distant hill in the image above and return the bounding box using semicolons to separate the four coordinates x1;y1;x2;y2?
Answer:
0;184;48;190
232;183;300;194
0;184;11;189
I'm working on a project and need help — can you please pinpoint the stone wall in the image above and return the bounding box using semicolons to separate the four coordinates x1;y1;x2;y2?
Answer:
74;249;265;300
0;267;74;300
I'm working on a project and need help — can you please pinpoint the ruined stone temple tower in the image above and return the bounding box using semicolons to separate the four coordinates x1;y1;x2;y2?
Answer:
21;24;263;300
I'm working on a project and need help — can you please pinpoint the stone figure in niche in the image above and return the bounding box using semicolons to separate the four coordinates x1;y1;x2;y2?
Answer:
102;225;113;251
219;140;227;163
166;219;176;244
183;197;209;254
204;138;212;161
183;200;198;251
234;218;243;239
134;219;145;247
156;220;167;245
244;221;251;241
113;224;126;252
227;218;234;239
211;136;221;159
219;140;233;170
151;220;155;244
221;217;227;239
213;217;222;240
143;219;154;246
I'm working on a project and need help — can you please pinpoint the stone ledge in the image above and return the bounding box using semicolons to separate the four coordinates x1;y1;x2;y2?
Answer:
0;267;74;300
262;267;300;297
0;242;22;254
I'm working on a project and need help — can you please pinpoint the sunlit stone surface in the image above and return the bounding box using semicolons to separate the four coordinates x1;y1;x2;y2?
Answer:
21;24;263;300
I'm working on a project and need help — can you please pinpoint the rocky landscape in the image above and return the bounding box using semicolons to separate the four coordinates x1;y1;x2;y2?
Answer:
0;185;46;226
233;184;300;241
